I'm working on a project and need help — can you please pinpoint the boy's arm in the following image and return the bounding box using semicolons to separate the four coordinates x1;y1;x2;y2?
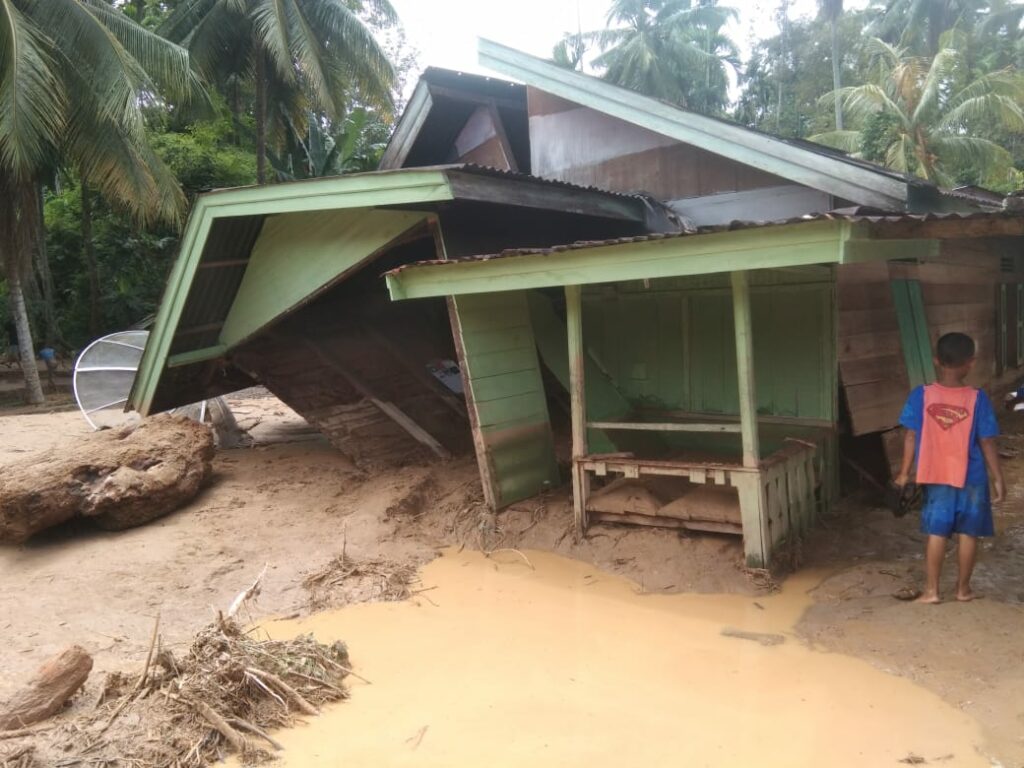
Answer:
894;428;916;487
980;438;1006;503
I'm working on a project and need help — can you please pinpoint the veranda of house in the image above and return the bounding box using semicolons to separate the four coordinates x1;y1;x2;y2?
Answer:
385;215;988;567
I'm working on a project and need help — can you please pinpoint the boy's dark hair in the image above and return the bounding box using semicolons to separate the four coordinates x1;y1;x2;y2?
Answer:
935;332;976;367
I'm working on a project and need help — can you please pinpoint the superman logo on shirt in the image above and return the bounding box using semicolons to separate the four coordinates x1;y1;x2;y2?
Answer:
926;403;971;431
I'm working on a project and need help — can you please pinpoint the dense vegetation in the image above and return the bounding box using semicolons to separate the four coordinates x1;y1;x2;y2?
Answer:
1;0;1022;404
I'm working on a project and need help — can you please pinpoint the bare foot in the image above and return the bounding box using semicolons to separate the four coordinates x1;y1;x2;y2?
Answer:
915;592;941;604
956;590;978;602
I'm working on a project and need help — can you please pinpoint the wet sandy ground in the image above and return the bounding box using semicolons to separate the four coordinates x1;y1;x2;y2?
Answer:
1;398;1023;765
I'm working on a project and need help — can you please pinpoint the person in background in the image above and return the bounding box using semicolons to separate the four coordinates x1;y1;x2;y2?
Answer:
894;332;1005;603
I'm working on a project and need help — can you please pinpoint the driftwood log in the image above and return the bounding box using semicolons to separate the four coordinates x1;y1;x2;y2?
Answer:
0;646;93;730
0;414;214;543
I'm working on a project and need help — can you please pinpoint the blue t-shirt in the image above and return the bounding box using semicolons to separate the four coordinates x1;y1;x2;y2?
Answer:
898;386;999;486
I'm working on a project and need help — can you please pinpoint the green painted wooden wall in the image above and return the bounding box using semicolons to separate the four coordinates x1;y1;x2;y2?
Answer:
580;270;837;423
221;208;427;347
453;291;560;507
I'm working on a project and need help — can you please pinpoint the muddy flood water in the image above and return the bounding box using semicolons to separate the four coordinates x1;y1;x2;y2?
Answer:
256;550;991;767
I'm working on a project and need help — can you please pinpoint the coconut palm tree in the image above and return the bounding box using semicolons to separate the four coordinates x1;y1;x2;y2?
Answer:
160;0;397;184
812;39;1024;189
590;0;739;110
0;0;196;403
819;0;844;129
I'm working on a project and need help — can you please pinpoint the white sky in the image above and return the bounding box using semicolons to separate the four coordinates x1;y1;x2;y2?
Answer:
388;0;872;85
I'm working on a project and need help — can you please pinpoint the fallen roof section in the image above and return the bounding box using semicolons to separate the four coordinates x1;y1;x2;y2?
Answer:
128;165;655;416
477;39;935;212
385;209;1024;300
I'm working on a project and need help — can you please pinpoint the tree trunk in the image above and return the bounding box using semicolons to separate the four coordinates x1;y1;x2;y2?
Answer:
33;182;59;348
5;258;45;405
830;16;844;131
255;52;268;185
776;0;789;134
80;185;101;338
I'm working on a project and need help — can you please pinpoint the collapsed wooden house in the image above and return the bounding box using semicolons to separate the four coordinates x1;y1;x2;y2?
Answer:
129;43;1024;567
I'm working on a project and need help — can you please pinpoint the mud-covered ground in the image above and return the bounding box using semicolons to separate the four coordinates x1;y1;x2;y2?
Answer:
1;394;1022;765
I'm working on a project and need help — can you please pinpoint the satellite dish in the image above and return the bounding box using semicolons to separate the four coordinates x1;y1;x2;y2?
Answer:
73;330;210;430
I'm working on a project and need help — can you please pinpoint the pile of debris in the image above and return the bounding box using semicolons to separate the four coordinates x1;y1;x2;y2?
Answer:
1;617;351;768
303;553;419;610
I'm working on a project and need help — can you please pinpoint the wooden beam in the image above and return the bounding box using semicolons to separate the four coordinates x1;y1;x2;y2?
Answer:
175;321;225;337
731;271;760;468
566;284;588;536
303;341;450;460
587;421;742;433
167;344;227;368
378;81;434;170
198;258;249;269
359;323;467;420
448;297;498;509
387;219;846;300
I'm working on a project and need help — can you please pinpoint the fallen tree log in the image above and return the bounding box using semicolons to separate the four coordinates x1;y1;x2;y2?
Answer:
0;415;214;543
0;646;93;731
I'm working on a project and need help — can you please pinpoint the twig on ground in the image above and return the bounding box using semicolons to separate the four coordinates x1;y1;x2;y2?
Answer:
484;548;535;570
227;565;268;618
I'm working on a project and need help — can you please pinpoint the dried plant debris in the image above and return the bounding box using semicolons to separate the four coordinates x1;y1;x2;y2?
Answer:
13;618;351;768
303;554;419;610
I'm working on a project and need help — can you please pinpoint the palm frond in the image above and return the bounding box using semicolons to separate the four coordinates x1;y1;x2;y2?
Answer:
912;47;960;125
302;0;395;110
157;0;221;44
251;0;295;82
931;134;1015;176
65;89;185;228
23;0;154;142
832;83;909;129
283;0;334;114
83;0;203;105
939;93;1024;133
806;130;863;154
0;0;66;176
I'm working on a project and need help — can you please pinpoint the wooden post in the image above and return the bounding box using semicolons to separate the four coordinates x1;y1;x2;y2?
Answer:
565;284;588;536
731;271;760;468
732;271;768;568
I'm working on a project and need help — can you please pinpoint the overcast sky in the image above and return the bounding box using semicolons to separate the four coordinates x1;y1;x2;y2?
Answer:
388;0;872;86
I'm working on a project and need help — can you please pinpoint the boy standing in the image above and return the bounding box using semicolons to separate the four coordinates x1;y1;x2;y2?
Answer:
894;332;1005;604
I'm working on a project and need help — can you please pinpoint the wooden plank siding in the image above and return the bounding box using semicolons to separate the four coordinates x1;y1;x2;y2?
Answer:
451;291;560;508
839;237;1023;435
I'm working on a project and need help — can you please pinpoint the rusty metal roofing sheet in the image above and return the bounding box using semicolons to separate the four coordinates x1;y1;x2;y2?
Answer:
384;208;1024;274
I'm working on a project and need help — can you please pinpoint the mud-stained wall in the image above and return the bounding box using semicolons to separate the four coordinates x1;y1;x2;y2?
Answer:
451;291;560;509
527;88;789;203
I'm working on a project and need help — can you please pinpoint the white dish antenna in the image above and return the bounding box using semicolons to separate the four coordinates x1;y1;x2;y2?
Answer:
73;330;208;429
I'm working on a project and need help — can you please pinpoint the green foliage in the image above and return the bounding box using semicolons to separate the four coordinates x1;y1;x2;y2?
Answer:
572;0;740;114
811;39;1024;190
150;119;257;194
735;10;869;137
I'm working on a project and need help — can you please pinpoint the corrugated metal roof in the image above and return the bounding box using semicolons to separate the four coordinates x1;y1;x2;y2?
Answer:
385;208;1024;274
